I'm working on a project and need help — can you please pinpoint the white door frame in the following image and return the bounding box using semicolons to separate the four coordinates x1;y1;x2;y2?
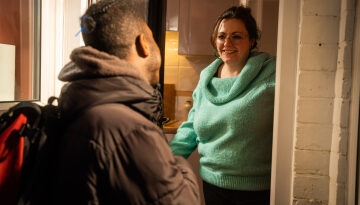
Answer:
270;0;300;204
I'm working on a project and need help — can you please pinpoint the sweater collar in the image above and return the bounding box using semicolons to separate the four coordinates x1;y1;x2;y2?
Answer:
201;52;271;104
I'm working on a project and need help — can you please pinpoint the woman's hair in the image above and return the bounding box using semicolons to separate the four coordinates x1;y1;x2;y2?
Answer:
80;0;145;59
210;6;260;50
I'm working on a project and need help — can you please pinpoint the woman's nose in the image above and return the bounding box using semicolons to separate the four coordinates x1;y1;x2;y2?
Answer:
224;37;232;46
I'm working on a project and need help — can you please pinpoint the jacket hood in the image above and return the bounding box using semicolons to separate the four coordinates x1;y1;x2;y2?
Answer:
58;46;163;126
58;46;145;82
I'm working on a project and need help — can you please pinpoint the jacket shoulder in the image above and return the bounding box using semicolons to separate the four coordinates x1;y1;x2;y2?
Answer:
83;103;162;135
66;103;164;151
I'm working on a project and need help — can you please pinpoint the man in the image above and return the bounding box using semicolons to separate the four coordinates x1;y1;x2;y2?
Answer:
53;0;200;204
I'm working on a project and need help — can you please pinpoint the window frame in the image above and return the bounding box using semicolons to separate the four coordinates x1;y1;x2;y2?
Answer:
40;0;87;104
0;0;87;112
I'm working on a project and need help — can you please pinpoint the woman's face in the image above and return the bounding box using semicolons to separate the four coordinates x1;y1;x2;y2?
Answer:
216;18;253;67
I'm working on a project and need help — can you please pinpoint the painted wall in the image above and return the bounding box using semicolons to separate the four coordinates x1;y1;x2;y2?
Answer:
291;0;356;204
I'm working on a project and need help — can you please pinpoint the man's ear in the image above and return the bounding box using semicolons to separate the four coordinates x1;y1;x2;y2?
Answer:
136;33;150;58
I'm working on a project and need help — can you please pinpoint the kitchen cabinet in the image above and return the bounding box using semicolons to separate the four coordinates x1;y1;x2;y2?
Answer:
166;0;179;31
178;0;240;55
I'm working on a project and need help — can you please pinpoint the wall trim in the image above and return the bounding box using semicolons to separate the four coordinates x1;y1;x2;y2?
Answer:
270;0;300;204
348;0;360;204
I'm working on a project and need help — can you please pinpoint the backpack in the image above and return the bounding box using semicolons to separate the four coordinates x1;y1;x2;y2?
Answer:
0;96;63;205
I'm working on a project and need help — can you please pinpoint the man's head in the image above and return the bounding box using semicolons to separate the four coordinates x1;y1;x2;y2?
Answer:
81;0;161;86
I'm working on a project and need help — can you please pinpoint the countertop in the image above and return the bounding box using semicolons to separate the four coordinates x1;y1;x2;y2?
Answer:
163;120;184;134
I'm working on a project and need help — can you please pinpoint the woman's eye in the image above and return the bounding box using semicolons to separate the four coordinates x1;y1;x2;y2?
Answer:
232;35;243;39
217;35;225;39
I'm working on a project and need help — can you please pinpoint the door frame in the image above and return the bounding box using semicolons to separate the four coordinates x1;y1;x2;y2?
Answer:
349;0;360;204
270;0;300;204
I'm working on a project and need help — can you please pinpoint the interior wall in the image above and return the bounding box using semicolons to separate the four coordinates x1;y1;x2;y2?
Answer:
19;0;33;100
0;0;20;52
0;0;33;100
0;0;21;99
259;0;279;56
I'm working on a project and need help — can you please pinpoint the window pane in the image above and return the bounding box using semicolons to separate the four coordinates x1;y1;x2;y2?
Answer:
0;0;41;102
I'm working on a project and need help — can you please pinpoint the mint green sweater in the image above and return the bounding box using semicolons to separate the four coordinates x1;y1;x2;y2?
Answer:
169;52;276;191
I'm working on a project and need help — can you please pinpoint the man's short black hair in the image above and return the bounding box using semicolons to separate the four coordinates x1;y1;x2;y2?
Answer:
81;0;145;59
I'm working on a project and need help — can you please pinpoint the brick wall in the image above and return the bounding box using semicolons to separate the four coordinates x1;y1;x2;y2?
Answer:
293;0;356;204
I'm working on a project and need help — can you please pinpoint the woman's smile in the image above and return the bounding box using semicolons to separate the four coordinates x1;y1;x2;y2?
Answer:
216;18;253;67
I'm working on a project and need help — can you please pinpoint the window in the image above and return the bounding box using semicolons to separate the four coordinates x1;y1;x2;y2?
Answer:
0;0;41;102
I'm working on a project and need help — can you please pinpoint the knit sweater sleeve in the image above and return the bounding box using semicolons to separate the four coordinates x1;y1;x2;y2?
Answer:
169;87;199;159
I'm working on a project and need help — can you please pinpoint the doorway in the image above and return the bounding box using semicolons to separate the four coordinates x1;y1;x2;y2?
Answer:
163;1;279;205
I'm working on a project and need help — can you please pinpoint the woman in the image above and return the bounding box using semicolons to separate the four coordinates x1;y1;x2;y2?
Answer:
169;6;276;205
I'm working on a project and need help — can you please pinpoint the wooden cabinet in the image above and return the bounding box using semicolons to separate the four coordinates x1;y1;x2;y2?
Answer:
178;0;239;55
